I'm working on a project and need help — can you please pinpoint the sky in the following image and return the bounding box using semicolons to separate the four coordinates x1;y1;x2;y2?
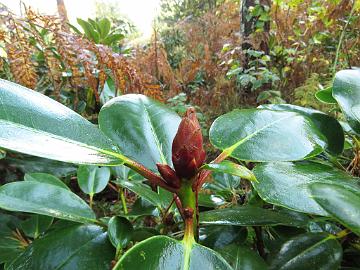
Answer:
0;0;161;38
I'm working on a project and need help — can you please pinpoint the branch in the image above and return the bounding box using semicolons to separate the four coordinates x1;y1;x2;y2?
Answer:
125;159;178;193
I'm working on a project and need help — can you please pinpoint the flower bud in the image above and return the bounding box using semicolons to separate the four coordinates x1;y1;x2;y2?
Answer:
156;163;181;189
172;108;206;179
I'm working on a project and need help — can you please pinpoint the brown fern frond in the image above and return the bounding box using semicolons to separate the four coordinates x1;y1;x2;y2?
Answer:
5;20;38;89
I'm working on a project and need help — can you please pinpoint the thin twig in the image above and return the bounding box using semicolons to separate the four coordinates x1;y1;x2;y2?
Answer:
253;226;266;259
162;196;176;223
332;0;356;75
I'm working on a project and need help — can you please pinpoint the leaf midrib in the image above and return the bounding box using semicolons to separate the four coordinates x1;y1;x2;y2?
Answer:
224;114;293;155
279;236;333;269
54;231;107;270
182;240;192;270
140;99;167;164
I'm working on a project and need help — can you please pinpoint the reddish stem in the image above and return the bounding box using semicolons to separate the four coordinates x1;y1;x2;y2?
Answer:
174;194;185;220
125;160;178;193
162;196;176;223
108;182;119;192
193;151;229;191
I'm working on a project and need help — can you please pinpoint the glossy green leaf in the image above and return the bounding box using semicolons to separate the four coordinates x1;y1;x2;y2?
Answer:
67;22;82;34
204;172;242;201
99;94;181;170
108;216;133;250
126;197;159;217
77;166;110;196
263;226;307;255
100;77;116;105
97;18;111;38
269;233;342;270
200;206;308;227
111;164;143;181
103;33;124;45
114;236;232;270
6;156;77;177
310;183;360;236
217;245;268;270
203;160;256;182
0;214;23;264
87;18;97;28
21;214;53;239
200;226;247;249
0;149;5;159
259;104;344;155
24;172;69;190
7;224;114;269
77;18;100;43
0;213;20;232
0;79;125;165
344;138;353;150
307;220;342;235
0;181;96;223
131;227;159;242
209;109;326;162
340;120;354;134
198;193;226;208
0;236;23;265
315;87;337;104
77;18;94;37
115;179;169;208
0;240;24;269
158;187;174;210
253;162;360;215
333;69;360;133
205;172;241;191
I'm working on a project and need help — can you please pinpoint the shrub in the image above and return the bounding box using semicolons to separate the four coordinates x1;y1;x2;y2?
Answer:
0;69;359;269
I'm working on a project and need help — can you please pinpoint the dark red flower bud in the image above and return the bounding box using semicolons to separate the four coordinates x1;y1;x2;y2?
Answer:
156;163;181;189
172;108;206;179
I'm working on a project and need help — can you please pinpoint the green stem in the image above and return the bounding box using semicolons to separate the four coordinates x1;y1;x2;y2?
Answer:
335;229;351;239
326;153;346;171
352;135;360;149
332;0;356;75
162;196;176;222
183;215;195;244
94;219;108;228
182;213;195;270
115;245;123;261
89;194;93;209
177;180;197;241
119;187;128;215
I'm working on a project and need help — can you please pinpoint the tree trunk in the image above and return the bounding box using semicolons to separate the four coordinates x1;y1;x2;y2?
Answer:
240;0;255;50
240;0;271;97
57;0;69;24
240;0;270;53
